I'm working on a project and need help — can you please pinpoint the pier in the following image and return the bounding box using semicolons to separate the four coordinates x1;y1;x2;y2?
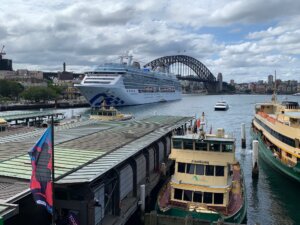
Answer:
0;111;64;127
0;115;191;225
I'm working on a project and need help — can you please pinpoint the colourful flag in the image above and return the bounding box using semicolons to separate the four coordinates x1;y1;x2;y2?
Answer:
28;126;53;214
196;119;201;128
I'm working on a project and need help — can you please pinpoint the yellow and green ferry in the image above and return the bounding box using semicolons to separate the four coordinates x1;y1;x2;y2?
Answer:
157;114;247;224
252;95;300;182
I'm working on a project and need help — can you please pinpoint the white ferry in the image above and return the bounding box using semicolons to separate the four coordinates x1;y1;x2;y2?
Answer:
75;56;182;107
214;101;229;111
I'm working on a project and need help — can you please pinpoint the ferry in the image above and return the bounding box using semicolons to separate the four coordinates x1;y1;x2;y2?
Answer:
251;93;300;182
214;101;229;111
90;101;132;121
157;113;247;223
75;55;182;107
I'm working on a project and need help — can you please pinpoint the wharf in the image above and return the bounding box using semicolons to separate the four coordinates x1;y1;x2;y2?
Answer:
0;102;89;112
0;115;192;225
0;110;64;127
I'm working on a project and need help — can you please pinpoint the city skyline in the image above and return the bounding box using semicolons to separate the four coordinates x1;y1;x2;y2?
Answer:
1;0;300;82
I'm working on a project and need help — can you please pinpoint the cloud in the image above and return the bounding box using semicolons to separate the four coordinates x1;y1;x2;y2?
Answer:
0;0;300;82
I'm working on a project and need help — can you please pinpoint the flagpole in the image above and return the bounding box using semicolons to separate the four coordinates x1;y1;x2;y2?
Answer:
51;116;55;225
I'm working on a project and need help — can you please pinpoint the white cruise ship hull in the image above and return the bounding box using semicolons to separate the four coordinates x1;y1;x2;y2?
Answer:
76;85;181;107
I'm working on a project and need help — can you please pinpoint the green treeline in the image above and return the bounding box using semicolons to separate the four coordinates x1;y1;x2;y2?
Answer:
0;80;66;103
0;80;24;100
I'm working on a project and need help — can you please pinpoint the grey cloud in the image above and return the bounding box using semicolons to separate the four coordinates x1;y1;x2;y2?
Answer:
0;25;8;39
211;0;300;25
87;7;137;26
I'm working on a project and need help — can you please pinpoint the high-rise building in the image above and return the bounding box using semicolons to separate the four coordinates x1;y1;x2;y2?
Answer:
230;79;234;85
217;72;223;92
268;75;273;86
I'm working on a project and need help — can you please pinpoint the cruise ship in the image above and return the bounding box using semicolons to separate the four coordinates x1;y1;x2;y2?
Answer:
75;56;182;107
251;92;300;182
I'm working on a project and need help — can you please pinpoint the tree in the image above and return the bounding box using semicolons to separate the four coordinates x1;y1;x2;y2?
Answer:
0;80;24;100
21;87;58;102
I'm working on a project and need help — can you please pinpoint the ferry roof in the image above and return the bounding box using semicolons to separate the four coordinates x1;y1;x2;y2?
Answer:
172;133;235;142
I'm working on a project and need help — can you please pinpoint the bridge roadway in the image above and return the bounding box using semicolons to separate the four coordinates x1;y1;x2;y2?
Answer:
0;115;191;225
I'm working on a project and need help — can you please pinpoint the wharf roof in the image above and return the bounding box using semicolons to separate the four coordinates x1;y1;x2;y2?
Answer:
0;201;18;221
57;115;191;184
0;110;63;122
0;119;113;204
0;116;191;187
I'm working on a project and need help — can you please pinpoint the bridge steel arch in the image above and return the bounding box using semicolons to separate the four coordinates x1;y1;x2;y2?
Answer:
144;55;216;82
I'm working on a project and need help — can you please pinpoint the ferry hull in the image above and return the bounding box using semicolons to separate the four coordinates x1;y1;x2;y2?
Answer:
251;129;300;183
157;200;247;224
76;85;181;107
214;107;228;111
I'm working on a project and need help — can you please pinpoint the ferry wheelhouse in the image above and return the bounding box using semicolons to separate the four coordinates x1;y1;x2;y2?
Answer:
157;115;247;223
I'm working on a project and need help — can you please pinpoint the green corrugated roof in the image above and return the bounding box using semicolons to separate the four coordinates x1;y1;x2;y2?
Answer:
57;116;192;184
0;116;192;185
0;147;104;180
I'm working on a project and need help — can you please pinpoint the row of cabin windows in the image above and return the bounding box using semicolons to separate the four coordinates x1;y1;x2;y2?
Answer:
173;188;224;204
255;118;296;147
177;163;225;176
173;139;233;152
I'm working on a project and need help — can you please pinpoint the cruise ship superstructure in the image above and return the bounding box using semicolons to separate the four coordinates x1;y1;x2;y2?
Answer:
75;56;182;107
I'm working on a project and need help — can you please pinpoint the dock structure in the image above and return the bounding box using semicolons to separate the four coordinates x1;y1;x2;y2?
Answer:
0;110;64;127
0;115;191;225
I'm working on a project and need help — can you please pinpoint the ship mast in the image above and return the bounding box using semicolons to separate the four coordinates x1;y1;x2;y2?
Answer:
271;70;277;103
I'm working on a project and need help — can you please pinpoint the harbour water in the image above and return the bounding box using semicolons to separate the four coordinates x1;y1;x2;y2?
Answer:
121;94;300;225
2;94;300;225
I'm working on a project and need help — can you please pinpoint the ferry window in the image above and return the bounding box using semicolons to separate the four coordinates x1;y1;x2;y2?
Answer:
195;164;205;175
214;193;223;204
193;191;202;203
183;190;193;201
186;164;195;174
177;163;186;173
286;152;292;158
173;139;182;149
195;141;207;151
215;166;224;176
174;189;183;200
222;143;233;152
205;165;214;176
183;139;194;150
209;143;220;151
203;192;213;204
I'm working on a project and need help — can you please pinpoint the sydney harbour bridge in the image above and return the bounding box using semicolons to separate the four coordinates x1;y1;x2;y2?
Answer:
144;55;219;93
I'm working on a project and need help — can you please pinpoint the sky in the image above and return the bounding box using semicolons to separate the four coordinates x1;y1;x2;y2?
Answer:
1;0;300;82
